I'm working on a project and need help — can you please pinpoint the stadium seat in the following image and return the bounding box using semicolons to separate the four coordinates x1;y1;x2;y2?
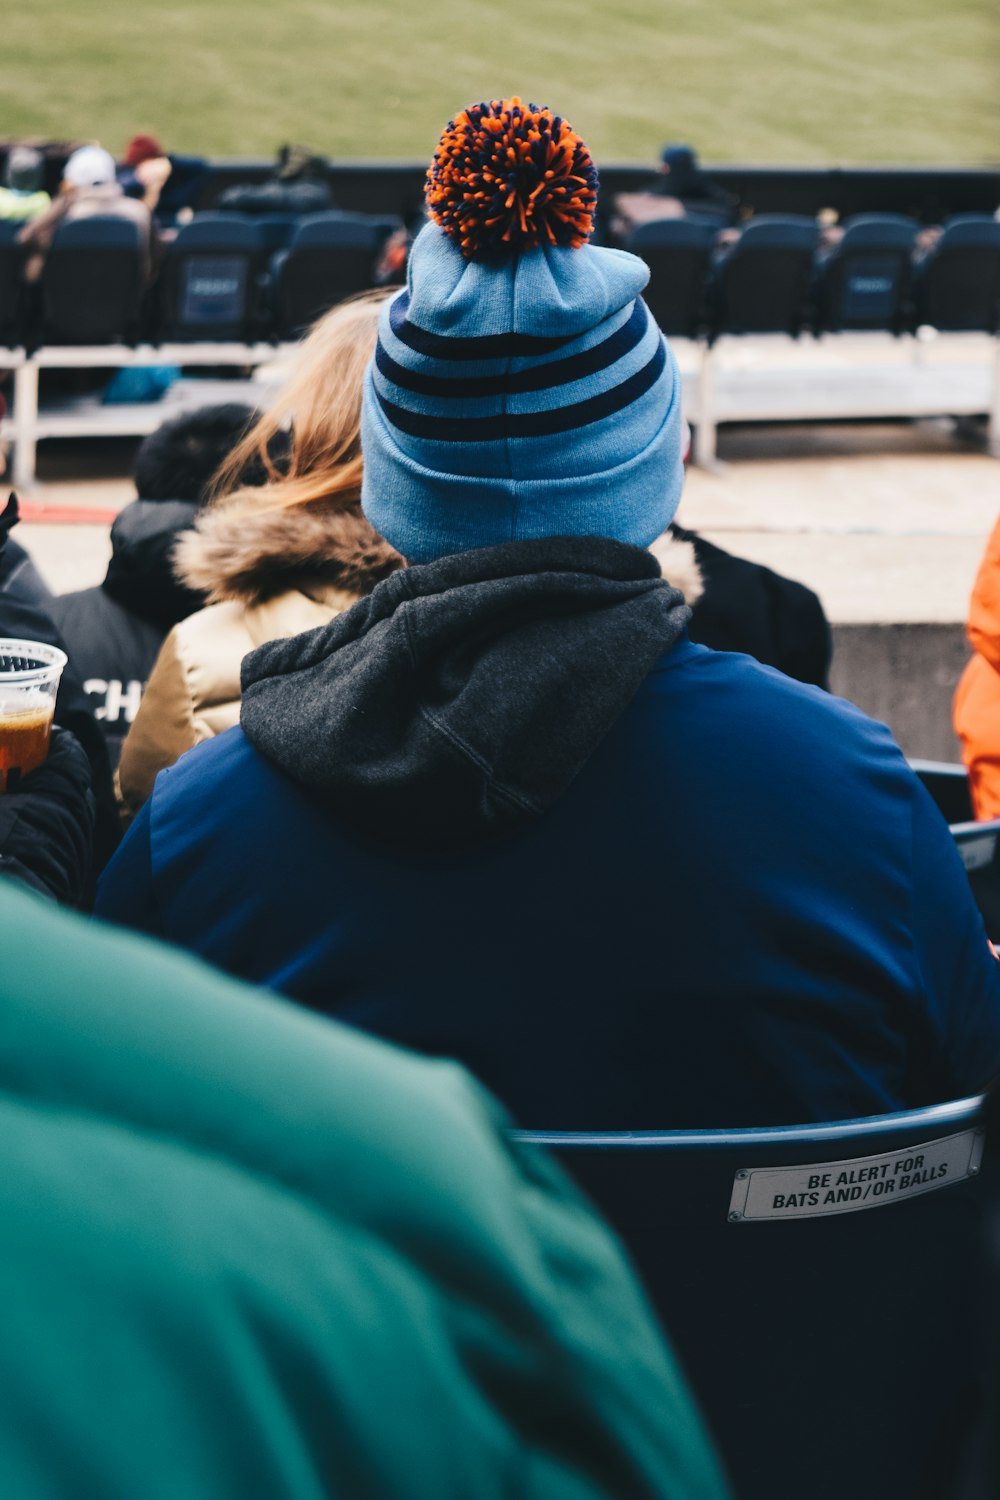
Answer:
0;222;26;347
157;214;268;342
518;1095;987;1500
271;212;401;341
814;214;918;334
911;757;976;823
251;215;302;255
40;217;147;345
912;215;1000;334
707;214;819;340
625;218;716;339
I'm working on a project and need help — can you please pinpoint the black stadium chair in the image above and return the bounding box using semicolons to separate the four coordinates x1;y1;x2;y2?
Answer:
271;212;401;341
913;215;1000;334
911;758;975;823
707;214;819;341
0;222;26;347
40;217;147;345
518;1095;987;1500
157;214;268;342
252;215;302;255
814;214;918;334
625;218;716;339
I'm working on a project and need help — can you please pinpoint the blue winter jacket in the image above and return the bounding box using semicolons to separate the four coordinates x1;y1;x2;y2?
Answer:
98;611;1000;1130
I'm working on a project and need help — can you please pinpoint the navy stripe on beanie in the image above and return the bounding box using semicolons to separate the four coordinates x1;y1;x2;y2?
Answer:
376;300;649;401
389;293;579;361
375;337;667;444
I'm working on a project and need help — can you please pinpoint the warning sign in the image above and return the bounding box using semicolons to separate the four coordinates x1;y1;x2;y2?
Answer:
727;1128;984;1223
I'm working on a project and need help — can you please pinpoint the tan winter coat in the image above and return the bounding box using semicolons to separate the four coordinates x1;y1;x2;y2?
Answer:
116;499;400;820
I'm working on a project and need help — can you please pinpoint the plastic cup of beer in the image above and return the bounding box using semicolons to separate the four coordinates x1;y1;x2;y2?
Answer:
0;640;67;793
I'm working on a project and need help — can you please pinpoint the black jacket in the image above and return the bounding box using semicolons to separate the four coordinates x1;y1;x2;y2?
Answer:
0;727;95;906
675;525;832;690
0;499;118;878
51;499;202;766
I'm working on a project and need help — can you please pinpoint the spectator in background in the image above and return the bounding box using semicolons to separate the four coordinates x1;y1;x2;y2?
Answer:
649;145;737;222
99;100;1000;1138
954;512;1000;819
0;878;729;1500
115;295;400;820
0;147;51;222
117;133;173;217
655;424;832;689
656;523;832;688
50;404;287;769
18;145;155;282
613;142;737;241
217;144;334;216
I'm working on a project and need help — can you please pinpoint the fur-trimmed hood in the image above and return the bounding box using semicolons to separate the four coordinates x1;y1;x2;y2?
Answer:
173;499;403;607
173;497;701;613
650;528;704;607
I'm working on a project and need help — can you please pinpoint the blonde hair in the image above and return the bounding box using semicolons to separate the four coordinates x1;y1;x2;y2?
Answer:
211;287;392;517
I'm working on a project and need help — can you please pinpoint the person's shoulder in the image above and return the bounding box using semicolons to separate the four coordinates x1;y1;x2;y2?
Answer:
50;583;107;615
53;582;151;646
168;598;256;681
651;638;903;766
149;723;282;811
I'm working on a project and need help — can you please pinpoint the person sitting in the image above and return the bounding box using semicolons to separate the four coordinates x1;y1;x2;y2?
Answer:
0;877;727;1500
114;293;401;820
651;420;832;689
99;98;1000;1135
656;525;831;688
0;146;51;223
954;511;1000;819
217;143;334;217
50;405;286;770
17;145;155;282
117;133;173;217
613;142;737;242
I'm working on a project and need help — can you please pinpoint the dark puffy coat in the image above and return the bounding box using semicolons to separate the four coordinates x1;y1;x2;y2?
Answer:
50;499;201;766
0;728;94;905
0;552;118;876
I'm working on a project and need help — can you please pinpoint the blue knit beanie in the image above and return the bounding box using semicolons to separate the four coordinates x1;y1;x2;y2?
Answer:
361;99;684;564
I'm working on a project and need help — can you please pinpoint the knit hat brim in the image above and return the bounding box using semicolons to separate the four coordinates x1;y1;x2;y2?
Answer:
361;343;684;564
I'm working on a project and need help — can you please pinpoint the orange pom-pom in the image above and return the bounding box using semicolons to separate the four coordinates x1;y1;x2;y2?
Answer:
426;98;598;261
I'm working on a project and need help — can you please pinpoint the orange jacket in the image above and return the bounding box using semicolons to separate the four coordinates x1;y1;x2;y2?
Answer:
955;513;1000;819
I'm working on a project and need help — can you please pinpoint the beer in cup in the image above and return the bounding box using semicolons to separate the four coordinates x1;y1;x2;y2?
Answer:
0;640;67;792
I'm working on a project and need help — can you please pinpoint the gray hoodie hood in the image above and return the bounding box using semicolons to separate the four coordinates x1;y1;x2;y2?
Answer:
240;535;689;851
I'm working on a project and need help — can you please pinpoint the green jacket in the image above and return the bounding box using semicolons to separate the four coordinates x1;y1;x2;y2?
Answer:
0;881;728;1499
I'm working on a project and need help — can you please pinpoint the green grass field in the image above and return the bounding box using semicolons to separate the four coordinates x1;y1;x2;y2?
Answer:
8;0;999;167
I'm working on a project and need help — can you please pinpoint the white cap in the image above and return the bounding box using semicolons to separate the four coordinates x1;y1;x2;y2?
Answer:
63;146;116;189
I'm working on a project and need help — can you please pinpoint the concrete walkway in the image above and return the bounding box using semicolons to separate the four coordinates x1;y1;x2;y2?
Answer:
679;419;999;625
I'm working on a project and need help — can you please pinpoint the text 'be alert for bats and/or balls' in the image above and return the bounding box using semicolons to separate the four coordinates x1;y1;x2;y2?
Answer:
727;1129;984;1223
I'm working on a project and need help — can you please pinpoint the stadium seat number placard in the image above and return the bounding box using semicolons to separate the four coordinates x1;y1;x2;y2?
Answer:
727;1128;984;1223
